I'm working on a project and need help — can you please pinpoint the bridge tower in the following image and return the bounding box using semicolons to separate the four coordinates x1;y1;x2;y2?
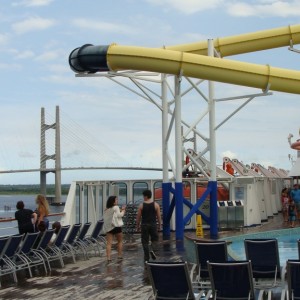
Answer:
40;106;62;204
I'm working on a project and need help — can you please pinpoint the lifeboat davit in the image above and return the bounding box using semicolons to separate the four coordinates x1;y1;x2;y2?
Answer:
291;139;300;150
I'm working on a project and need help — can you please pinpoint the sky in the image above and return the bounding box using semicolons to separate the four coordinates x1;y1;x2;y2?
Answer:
0;0;300;184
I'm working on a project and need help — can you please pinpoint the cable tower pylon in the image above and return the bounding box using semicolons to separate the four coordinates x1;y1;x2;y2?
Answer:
40;106;62;205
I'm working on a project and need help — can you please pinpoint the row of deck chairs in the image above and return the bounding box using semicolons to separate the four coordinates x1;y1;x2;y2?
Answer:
146;239;300;300
0;220;106;287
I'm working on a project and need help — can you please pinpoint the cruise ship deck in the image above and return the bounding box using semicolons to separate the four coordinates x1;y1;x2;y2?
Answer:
0;214;296;300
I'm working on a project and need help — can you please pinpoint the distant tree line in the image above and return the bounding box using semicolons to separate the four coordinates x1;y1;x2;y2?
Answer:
0;184;70;195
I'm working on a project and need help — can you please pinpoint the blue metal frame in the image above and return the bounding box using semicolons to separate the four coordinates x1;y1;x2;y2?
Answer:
162;180;219;240
162;182;172;239
175;182;184;240
209;181;218;239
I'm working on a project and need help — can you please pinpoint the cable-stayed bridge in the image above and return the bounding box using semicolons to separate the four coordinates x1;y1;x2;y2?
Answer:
0;106;163;204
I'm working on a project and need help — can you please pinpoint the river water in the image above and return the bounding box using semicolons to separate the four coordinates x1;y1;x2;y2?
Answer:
0;194;66;236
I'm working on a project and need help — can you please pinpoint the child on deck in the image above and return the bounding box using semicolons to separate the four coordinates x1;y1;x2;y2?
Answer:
281;189;290;222
288;199;297;228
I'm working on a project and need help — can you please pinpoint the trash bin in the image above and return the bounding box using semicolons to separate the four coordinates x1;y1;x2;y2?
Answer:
217;201;228;229
227;200;236;228
234;200;244;228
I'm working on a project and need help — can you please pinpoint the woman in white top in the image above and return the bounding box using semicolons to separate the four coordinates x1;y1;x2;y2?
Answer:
103;196;126;263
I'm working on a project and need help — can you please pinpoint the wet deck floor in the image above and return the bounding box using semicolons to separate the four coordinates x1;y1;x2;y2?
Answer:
0;214;297;299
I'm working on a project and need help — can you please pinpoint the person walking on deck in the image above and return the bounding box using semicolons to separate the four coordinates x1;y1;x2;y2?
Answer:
290;184;300;221
103;196;126;264
136;189;162;262
288;199;297;228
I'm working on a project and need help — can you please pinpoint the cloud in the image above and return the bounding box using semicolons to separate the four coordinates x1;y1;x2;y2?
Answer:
19;151;35;158
12;16;56;34
148;0;300;17
147;0;224;14
47;64;70;73
0;63;22;70
0;33;9;45
221;150;238;160
41;74;75;85
227;1;300;17
71;18;137;35
12;0;54;6
63;150;81;158
15;50;35;59
35;50;61;61
182;33;208;42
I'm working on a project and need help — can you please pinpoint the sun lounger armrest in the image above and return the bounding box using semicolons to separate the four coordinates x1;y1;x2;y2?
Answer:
256;289;265;300
281;263;287;287
280;288;287;300
203;290;212;300
190;263;197;282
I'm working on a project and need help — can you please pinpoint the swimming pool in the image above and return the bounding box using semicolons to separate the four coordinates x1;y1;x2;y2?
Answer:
224;227;300;265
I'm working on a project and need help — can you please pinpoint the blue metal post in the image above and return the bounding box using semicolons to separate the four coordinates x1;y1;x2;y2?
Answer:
162;182;171;239
175;182;184;240
209;180;218;239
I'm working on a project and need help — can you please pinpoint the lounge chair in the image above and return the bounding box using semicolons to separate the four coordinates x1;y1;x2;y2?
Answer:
14;232;47;276
82;220;105;257
190;241;228;289
1;234;26;282
244;238;283;289
46;225;71;267
207;261;265;300
281;260;300;300
73;222;91;259
146;261;203;300
59;223;81;263
33;229;56;271
0;236;17;285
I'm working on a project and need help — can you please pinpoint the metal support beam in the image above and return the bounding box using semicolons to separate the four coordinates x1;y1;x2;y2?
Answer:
208;39;218;239
162;74;171;239
174;75;184;240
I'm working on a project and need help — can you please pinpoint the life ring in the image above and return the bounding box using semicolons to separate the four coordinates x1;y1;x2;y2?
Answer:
291;140;300;150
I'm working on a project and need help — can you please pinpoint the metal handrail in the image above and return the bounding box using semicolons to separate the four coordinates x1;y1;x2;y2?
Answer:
0;212;65;223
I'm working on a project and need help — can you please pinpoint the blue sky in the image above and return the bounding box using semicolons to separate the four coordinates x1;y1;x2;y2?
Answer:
0;0;300;184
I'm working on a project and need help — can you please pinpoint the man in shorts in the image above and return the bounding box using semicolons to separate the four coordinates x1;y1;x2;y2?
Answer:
290;184;300;221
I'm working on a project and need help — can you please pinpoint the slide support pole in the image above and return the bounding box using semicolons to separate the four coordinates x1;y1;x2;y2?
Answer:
174;75;184;241
208;39;218;239
162;74;171;239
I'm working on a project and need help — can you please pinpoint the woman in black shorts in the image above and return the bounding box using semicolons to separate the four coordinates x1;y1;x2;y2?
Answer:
103;196;126;263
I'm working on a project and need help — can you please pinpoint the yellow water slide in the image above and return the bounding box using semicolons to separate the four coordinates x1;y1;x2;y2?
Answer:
166;24;300;57
69;24;300;94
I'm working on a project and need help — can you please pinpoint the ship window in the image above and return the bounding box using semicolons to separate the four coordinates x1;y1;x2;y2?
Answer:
133;182;148;204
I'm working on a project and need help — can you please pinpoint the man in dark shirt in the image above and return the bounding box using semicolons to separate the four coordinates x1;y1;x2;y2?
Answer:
15;201;37;235
136;189;162;262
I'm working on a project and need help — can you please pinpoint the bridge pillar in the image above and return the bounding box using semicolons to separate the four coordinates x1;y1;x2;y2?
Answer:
40;106;62;205
40;171;47;195
55;106;62;204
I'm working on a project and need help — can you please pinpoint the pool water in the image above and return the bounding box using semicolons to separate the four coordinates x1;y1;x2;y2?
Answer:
225;228;300;265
